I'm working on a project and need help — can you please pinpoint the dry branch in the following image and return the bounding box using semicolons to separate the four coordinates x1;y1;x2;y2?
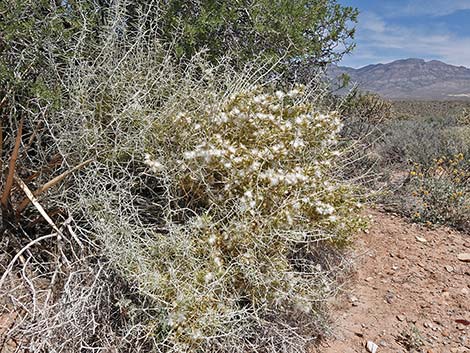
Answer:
1;118;23;209
16;159;93;215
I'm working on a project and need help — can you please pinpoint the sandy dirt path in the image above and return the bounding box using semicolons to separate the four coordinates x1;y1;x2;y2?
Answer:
316;209;470;353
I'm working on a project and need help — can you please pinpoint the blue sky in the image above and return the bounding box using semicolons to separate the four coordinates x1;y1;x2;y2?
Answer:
337;0;470;68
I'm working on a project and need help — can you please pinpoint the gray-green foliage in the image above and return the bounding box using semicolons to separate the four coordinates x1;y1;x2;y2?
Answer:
0;1;363;352
50;37;365;351
0;0;103;117
378;115;470;167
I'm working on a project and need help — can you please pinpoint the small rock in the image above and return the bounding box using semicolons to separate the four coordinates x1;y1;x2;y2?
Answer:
457;253;470;262
350;295;359;307
416;236;428;243
397;314;406;322
384;291;394;304
409;317;418;324
354;331;364;338
379;340;387;347
366;340;379;353
365;277;374;282
445;265;454;273
451;348;468;353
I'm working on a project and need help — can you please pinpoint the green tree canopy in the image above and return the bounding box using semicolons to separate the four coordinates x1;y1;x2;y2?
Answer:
127;0;358;66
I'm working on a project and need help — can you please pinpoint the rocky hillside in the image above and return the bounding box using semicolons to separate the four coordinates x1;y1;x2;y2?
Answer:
329;58;470;100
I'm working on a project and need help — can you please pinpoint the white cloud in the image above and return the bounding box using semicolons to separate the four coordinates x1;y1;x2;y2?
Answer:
392;0;470;17
359;12;386;33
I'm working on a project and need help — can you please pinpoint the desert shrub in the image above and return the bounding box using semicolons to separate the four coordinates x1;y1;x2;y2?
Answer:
367;110;470;230
317;90;391;189
341;90;392;123
376;115;469;168
131;88;365;350
458;107;470;125
339;90;392;140
0;2;366;352
337;97;470;231
396;154;470;231
58;83;365;352
391;100;470;120
10;17;364;350
332;91;392;189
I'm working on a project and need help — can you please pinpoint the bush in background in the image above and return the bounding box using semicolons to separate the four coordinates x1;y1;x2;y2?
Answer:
397;154;470;231
350;99;470;232
391;100;470;121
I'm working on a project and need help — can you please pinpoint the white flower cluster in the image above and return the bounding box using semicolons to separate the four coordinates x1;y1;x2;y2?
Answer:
315;201;335;216
259;168;308;186
240;190;257;209
144;153;164;173
172;87;350;225
183;144;226;162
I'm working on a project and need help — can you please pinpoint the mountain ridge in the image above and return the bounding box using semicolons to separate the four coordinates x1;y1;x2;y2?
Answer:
329;58;470;100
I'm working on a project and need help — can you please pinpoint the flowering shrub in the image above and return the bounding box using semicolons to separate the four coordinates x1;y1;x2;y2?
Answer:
172;88;360;229
458;107;470;125
141;87;366;351
405;153;470;230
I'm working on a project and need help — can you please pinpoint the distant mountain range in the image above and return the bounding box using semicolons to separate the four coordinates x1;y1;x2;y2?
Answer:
328;58;470;100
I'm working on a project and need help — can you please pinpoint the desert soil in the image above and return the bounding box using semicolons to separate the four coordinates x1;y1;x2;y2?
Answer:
317;209;470;353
